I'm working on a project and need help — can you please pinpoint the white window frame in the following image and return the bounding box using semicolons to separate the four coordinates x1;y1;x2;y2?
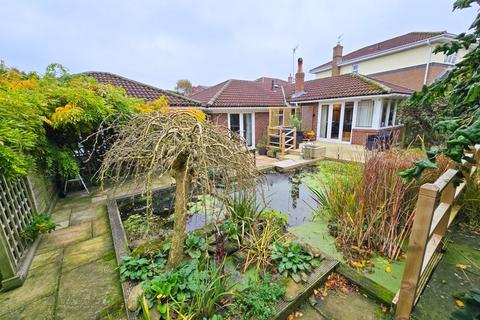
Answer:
352;64;359;73
227;112;256;148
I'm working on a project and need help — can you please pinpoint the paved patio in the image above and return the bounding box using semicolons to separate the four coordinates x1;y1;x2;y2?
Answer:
0;190;125;320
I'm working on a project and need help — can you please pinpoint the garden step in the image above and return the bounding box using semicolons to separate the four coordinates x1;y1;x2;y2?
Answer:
273;258;338;319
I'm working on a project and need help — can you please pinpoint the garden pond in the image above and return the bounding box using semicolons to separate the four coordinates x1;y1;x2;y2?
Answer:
116;160;357;244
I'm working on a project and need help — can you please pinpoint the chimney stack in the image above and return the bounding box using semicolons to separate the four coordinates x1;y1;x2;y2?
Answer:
331;43;343;76
288;73;293;84
295;58;305;93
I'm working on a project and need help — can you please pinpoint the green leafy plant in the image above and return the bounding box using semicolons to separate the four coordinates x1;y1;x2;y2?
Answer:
222;219;240;242
124;214;149;240
143;259;230;319
43;143;80;180
229;276;285;320
119;254;166;282
185;234;208;259
270;241;313;282
290;115;302;131
119;255;154;282
451;287;480;320
21;213;56;241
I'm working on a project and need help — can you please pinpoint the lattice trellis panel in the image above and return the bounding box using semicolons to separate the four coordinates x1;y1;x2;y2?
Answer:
0;175;35;274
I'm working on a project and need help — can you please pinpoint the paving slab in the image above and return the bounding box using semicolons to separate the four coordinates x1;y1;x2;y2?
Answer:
55;259;123;320
313;289;387;320
70;206;106;226
30;248;63;270
37;222;92;253
0;262;59;316
62;234;113;272
93;216;110;237
18;294;56;320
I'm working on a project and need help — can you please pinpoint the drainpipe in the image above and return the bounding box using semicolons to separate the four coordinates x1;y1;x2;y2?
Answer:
423;39;432;85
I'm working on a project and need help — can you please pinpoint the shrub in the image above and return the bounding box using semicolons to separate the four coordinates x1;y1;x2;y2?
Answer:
229;276;285;320
21;213;56;241
119;252;167;282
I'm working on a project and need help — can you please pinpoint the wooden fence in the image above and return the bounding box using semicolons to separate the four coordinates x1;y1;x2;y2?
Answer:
394;145;480;319
0;175;36;290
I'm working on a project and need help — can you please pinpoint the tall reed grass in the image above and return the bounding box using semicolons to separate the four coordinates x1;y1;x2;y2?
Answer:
311;150;451;262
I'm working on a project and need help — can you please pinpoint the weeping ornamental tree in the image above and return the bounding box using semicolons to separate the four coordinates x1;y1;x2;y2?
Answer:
401;0;480;181
99;110;258;266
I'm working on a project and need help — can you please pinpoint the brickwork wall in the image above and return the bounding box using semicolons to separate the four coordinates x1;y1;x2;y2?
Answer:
255;112;269;146
370;63;449;91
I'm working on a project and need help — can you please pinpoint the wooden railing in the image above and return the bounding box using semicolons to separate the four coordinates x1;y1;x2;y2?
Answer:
268;126;296;156
394;145;480;319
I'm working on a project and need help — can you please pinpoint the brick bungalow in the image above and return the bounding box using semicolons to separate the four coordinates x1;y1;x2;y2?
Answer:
82;69;412;148
191;78;292;147
287;58;413;145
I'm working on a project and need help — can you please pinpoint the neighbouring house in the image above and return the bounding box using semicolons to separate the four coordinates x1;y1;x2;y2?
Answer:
81;71;202;107
289;58;412;146
309;31;467;91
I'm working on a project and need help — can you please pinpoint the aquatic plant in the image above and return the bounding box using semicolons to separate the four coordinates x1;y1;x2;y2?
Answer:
310;150;451;261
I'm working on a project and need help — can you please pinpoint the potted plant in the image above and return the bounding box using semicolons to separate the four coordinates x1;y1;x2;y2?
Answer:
257;132;268;156
291;116;303;148
267;146;280;158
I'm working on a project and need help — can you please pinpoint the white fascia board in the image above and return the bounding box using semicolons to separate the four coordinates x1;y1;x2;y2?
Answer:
203;106;298;114
292;93;410;105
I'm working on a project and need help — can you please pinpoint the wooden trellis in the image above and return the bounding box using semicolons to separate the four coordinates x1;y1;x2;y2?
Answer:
0;175;36;290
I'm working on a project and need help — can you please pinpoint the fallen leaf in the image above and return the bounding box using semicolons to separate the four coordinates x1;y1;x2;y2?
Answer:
456;264;469;270
455;300;465;308
385;266;392;273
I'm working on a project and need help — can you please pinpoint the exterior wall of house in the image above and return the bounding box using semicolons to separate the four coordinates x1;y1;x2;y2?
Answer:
208;111;269;147
314;46;467;80
255;112;269;147
209;113;228;127
351;126;402;145
369;63;449;91
301;104;317;133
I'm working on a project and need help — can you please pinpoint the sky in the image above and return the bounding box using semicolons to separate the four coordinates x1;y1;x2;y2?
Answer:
0;0;477;89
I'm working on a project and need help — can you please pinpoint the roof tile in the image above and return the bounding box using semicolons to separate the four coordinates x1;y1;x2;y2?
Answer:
81;71;200;107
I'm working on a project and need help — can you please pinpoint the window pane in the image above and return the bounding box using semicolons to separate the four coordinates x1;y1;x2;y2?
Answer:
381;100;389;127
356;100;373;127
342;102;354;142
388;101;395;126
229;114;240;133
331;104;341;139
319;105;329;139
243;113;253;146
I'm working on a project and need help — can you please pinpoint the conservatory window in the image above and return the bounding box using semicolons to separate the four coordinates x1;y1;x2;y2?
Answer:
355;100;374;127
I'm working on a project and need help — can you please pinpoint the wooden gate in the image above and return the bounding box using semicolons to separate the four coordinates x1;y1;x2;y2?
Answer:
394;145;480;319
0;175;36;290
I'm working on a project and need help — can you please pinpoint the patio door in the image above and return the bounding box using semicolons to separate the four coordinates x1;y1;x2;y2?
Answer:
317;102;353;143
228;113;254;147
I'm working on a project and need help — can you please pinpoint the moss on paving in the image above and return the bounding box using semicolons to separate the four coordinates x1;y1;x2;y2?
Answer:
412;223;480;320
290;218;404;304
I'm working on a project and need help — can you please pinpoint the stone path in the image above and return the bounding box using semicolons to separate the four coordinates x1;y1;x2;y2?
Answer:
0;191;125;320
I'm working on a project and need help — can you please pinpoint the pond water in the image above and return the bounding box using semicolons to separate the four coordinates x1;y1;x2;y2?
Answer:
258;170;317;227
117;168;319;234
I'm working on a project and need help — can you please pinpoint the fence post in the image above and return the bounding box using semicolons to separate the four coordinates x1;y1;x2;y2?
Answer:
395;183;439;320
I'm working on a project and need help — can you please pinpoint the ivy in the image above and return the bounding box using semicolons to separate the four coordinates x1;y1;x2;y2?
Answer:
400;0;480;181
